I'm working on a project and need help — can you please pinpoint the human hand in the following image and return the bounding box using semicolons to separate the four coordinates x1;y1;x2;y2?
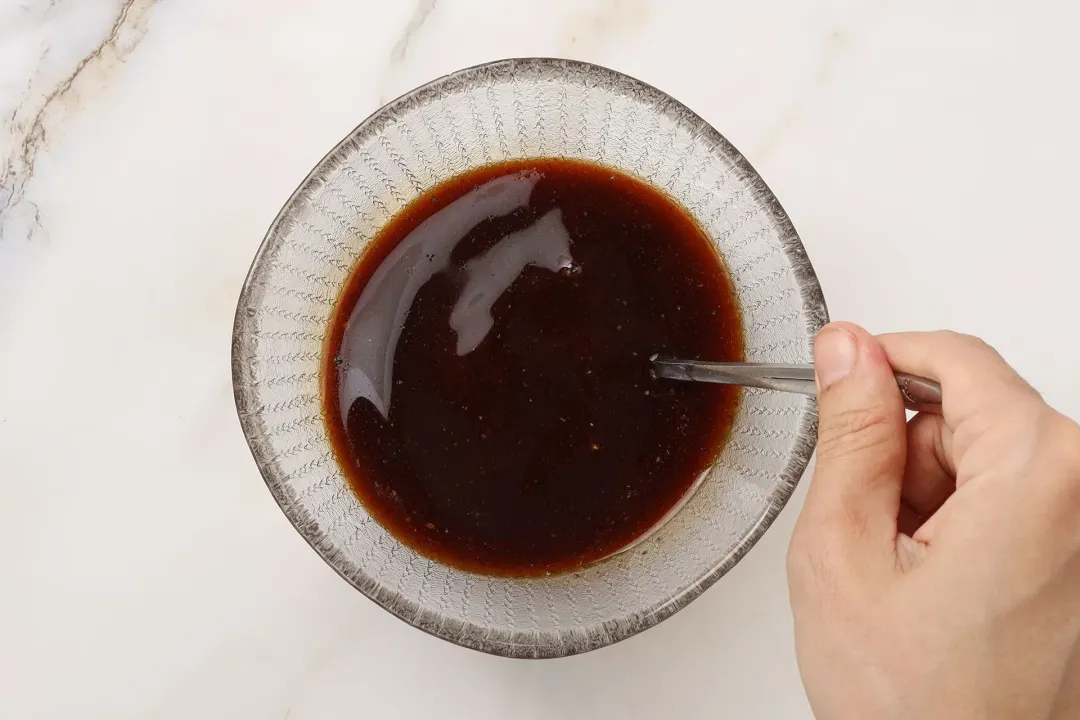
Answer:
787;323;1080;719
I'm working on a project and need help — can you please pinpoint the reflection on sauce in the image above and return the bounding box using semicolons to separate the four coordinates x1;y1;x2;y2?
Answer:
324;158;743;576
337;172;555;417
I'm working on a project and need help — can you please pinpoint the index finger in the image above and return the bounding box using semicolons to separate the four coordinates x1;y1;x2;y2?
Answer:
876;330;1041;427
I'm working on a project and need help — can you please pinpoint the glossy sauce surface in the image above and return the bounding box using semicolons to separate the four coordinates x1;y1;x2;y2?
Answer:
324;159;742;576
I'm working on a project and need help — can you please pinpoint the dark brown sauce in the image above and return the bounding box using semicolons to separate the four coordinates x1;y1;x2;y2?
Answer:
324;158;742;576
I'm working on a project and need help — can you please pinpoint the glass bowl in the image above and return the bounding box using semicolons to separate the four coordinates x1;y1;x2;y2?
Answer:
232;58;828;658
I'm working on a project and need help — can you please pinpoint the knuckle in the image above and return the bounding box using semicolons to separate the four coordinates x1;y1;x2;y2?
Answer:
818;407;898;459
939;330;1021;372
937;329;1004;360
937;329;984;348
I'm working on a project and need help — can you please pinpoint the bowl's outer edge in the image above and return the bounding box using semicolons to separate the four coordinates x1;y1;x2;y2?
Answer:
231;57;830;658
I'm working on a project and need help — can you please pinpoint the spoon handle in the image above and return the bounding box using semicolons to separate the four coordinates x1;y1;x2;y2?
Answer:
651;359;942;408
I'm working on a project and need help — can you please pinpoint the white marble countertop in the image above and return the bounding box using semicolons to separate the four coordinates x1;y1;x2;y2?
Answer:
2;1;1079;718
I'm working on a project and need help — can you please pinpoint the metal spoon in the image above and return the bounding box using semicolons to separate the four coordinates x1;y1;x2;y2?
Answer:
651;357;942;408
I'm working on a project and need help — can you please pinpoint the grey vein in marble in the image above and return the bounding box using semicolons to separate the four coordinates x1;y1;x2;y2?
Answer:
391;0;438;64
379;0;438;103
0;0;158;239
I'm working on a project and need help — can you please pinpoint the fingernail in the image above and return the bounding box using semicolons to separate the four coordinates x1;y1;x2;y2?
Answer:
815;327;858;390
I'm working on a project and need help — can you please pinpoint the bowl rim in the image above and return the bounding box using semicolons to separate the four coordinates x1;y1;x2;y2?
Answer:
232;57;829;658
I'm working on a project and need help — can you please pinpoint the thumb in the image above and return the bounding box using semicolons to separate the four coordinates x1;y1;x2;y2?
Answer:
804;322;907;552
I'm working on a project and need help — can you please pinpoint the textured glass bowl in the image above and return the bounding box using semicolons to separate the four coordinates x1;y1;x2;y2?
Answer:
232;58;828;658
